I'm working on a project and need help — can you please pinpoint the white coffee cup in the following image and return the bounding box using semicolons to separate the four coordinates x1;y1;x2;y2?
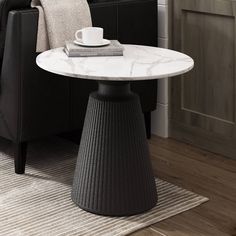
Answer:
75;27;104;45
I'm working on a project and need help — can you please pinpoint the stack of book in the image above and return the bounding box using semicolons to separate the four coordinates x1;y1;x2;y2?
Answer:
64;40;124;57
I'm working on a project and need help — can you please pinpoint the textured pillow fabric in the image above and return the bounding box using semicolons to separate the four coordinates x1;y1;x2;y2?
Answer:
0;0;31;64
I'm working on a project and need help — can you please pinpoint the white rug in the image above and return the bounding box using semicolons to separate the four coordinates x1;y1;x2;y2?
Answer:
0;137;208;236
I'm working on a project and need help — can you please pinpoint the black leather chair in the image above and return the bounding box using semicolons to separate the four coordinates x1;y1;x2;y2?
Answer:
0;0;157;174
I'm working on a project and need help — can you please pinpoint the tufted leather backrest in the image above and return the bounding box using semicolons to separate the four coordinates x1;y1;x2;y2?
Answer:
0;0;31;64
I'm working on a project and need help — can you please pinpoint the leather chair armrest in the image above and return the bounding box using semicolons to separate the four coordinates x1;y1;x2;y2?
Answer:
0;9;39;141
0;9;70;142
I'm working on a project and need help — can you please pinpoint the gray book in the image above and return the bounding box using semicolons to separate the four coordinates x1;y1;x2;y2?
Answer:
64;40;124;57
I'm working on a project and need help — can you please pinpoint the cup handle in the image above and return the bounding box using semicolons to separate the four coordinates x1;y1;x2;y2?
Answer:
75;30;82;41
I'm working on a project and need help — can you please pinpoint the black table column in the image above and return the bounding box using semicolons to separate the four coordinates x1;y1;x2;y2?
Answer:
71;81;157;216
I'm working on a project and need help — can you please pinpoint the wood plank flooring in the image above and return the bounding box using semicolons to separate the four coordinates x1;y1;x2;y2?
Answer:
131;136;236;236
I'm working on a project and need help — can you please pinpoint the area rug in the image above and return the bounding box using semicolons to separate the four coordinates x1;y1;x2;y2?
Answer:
0;137;208;236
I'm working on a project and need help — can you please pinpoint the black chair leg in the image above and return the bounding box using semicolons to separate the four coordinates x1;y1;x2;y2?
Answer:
144;112;151;139
14;142;27;174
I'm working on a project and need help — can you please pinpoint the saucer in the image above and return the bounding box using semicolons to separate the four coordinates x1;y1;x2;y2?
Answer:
74;39;111;47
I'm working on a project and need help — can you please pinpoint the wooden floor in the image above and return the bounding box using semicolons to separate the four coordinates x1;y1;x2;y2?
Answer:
130;136;236;236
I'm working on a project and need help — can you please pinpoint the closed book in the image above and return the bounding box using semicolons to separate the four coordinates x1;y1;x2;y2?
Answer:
64;40;124;57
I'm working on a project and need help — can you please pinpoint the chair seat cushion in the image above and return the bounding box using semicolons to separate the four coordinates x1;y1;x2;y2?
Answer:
0;0;30;63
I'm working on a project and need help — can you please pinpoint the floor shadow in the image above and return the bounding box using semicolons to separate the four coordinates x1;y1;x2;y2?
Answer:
0;135;80;187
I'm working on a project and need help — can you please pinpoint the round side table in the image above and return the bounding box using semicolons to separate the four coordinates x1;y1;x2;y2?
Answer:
36;45;194;216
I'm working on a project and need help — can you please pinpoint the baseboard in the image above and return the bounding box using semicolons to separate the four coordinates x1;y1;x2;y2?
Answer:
151;103;169;138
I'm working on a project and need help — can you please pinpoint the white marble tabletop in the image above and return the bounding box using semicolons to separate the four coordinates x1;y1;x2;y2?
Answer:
36;45;194;81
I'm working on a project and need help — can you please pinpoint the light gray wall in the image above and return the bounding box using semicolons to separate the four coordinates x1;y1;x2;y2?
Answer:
151;0;169;137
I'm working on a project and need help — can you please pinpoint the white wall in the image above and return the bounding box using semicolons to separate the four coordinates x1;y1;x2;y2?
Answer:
151;0;169;138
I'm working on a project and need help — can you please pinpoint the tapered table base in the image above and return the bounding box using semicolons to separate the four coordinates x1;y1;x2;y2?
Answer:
71;81;157;216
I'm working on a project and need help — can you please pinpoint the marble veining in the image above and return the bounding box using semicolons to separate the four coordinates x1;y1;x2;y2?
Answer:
36;45;194;81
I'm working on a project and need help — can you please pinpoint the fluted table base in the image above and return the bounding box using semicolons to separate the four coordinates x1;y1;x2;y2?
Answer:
71;81;157;216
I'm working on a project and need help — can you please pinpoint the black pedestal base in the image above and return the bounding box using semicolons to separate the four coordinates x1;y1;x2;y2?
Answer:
71;82;157;216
